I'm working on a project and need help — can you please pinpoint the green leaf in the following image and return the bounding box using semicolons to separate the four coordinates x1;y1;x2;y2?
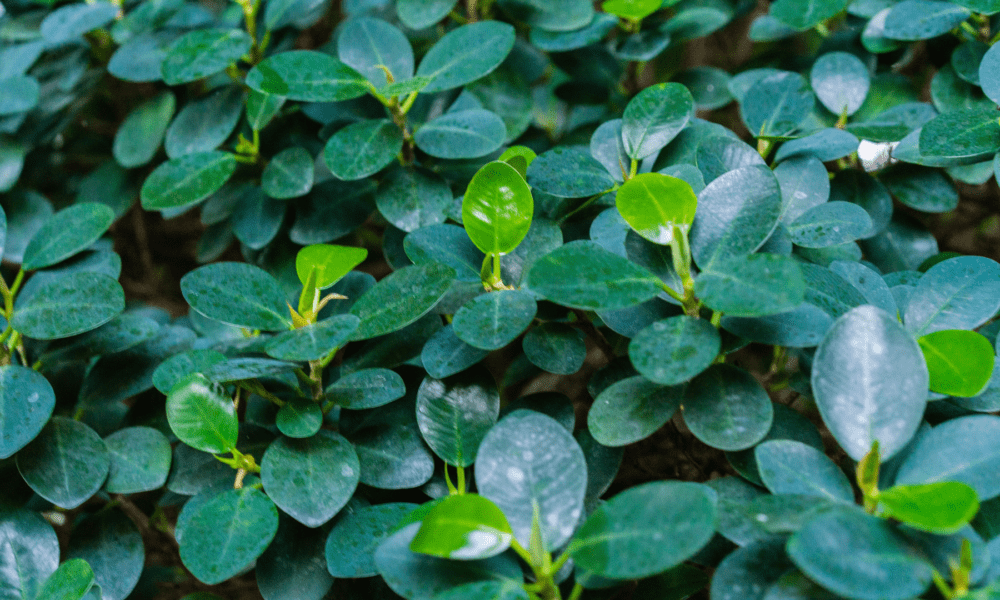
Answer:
811;52;870;116
0;366;55;459
325;502;417;578
416;21;515;93
415;368;500;466
629;315;720;385
529;13;618;51
602;0;661;20
524;241;663;310
690;165;782;269
22;203;114;271
422;325;490;379
848;102;937;143
12;272;124;340
256;517;333;600
696;135;766;184
140;151;237;211
325;368;405;409
616;173;697;245
103;426;171;494
414;109;506;160
265;315;360;361
695;253;806;317
523;322;586;374
755;440;855;503
0;76;39;116
246;51;370;102
979;42;1000;105
476;410;587;550
904;256;1000;336
622;83;694;160
34;559;94;600
569;481;716;579
151;349;228;394
462;161;533;255
323;118;402;180
177;487;279;584
0;138;27;193
880;165;958;213
452;290;536;350
397;0;457;29
164;86;244;159
410;495;513;560
787;509;933;600
918;329;996;397
181;261;292;331
161;29;252;85
262;147;313;199
526;146;616;198
275;397;323;439
740;72;815;138
246;89;285;131
16;417;109;509
588;376;683;446
376;167;452;232
40;2;117;44
261;433;360;527
812;305;929;461
296;243;367;291
165;374;238;454
883;0;972;41
337;17;413;87
896;415;1000;499
0;510;59;600
878;482;980;534
787;201;873;248
770;0;850;29
919;107;1000;161
682;364;773;451
112;91;175;168
65;510;144;600
349;262;455;340
775;128;859;163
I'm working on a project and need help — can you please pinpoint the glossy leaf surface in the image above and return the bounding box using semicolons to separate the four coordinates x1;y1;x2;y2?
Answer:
0;365;55;459
165;374;238;454
16;417;109;509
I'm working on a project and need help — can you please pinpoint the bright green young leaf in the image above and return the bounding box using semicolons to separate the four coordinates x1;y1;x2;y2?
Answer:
112;91;175;168
416;21;515;93
181;261;292;331
33;559;94;600
22;203;114;271
919;107;1000;161
616;173;697;245
349;262;456;340
262;147;313;199
695;253;806;317
337;17;414;87
878;482;980;534
415;368;500;467
524;241;663;310
682;364;774;451
261;433;359;527
161;29;252;85
296;244;368;290
177;487;279;584
622;82;694;160
103;426;172;494
475;410;587;550
0;365;55;459
812;305;929;461
462;161;533;255
246;51;370;102
588;376;683;446
602;0;660;20
569;481;716;579
414;110;506;160
918;329;995;397
324;119;402;181
629;315;720;385
770;0;850;29
452;290;537;350
16;417;109;510
810;51;870;116
165;374;238;454
12;272;125;340
140;151;237;211
410;495;513;560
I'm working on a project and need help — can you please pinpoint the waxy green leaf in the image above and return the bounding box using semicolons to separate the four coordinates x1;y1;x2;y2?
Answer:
695;253;806;317
265;315;360;362
161;29;252;85
616;173;697;245
416;22;515;93
16;417;109;509
895;415;1000;500
462;161;533;255
410;495;513;560
349;262;456;340
755;440;854;503
810;52;870;116
113;92;175;168
22;203;114;271
325;503;417;578
452;290;536;350
0;510;59;600
246;51;370;102
918;329;995;397
770;0;850;29
0;365;55;459
337;17;413;87
296;244;367;290
165;374;238;454
262;146;313;199
140;151;237;211
33;559;94;600
682;364;774;451
526;147;616;198
622;83;694;160
324;119;402;181
415;368;500;467
103;426;171;494
883;0;972;41
919;107;1000;161
588;376;683;446
878;482;980;534
181;262;292;331
414;110;506;160
628;315;720;385
12;272;125;340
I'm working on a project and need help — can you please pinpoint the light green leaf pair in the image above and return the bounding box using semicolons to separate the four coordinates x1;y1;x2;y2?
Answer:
410;495;513;560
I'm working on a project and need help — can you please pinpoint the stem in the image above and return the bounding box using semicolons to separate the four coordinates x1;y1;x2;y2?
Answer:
668;227;699;317
567;583;583;600
456;465;466;494
234;468;247;489
627;158;638;180
556;189;614;225
710;311;721;328
467;0;478;21
444;464;457;494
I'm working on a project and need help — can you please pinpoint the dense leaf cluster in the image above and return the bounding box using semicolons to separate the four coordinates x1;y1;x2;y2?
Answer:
2;0;1000;598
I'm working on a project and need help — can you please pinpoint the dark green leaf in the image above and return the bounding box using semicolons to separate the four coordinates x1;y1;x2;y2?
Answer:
883;0;972;41
404;224;483;282
12;272;124;340
682;364;774;451
103;426;171;494
265;315;360;361
0;366;54;459
246;89;285;131
165;374;238;454
0;76;39;116
414;110;506;160
810;52;870;116
22;203;114;271
622;83;694;160
770;0;850;29
324;118;402;180
262;433;359;527
696;135;766;185
523;322;586;375
775;128;859;163
811;305;929;460
904;256;1000;336
262;147;313;199
526;146;616;198
422;325;490;379
919;329;995;397
588;376;683;446
755;440;854;502
629;315;719;385
895;415;1000;500
710;536;793;600
720;303;833;348
569;481;716;579
113;91;175;168
162;29;252;85
452;290;536;350
66;510;143;600
476;410;587;550
787;201;873;248
919;107;1000;160
16;417;109;509
376;167;452;232
326;368;405;409
695;253;807;317
349;262;455;340
181;262;292;331
397;0;457;29
881;165;958;213
415;368;500;466
337;17;413;87
177;487;279;584
410;494;513;560
325;502;417;578
140;151;237;211
0;510;59;600
256;516;334;600
165;86;244;159
275;397;323;439
979;42;1000;105
416;22;515;93
151;349;227;394
740;72;814;138
246;51;370;102
462;161;533;255
40;2;116;44
848;102;936;143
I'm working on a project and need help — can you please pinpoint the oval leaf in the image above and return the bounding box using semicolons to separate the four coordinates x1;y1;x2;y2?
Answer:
22;203;114;271
181;261;292;331
462;161;533;255
165;374;238;454
0;365;55;459
16;417;109;509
